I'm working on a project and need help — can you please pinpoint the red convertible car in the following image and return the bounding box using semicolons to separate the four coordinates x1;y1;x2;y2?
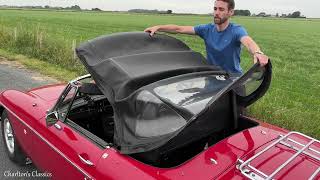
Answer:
0;32;319;180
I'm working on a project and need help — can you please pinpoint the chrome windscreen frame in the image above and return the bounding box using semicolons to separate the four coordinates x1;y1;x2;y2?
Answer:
47;74;91;115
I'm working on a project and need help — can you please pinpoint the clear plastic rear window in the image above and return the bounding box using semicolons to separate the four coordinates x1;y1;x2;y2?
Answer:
153;75;232;114
134;91;187;137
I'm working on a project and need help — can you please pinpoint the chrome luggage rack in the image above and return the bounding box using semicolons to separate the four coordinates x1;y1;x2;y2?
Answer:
237;131;320;180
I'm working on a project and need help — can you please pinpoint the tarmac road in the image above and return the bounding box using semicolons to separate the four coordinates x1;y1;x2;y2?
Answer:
0;58;58;179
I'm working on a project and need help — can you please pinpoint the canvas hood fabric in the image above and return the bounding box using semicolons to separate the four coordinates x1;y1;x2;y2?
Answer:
76;32;272;154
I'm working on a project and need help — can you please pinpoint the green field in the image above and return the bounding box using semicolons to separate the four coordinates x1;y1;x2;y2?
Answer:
0;9;319;138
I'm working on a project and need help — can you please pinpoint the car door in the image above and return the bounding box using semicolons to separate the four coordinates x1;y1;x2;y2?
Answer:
31;85;105;179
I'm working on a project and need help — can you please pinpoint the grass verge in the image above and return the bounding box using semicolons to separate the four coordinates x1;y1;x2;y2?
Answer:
0;49;80;82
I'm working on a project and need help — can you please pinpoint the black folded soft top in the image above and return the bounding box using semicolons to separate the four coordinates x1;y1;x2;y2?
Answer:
76;32;222;102
76;32;271;154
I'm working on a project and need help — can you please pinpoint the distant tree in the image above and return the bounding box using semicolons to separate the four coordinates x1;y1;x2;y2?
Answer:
70;5;81;10
290;11;301;18
244;10;251;16
128;9;167;14
283;11;305;18
167;10;172;14
276;13;279;17
92;8;102;11
234;9;251;16
44;5;50;9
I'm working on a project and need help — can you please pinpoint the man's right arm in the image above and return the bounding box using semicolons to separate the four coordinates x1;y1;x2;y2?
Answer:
144;25;195;36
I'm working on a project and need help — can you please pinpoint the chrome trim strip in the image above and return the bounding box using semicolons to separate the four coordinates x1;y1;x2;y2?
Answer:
70;74;91;84
0;103;93;179
309;167;320;180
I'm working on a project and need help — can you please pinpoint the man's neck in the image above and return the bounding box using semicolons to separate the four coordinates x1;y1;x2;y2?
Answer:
216;20;230;32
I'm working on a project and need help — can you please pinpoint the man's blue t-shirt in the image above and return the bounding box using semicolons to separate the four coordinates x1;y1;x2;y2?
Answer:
194;23;248;74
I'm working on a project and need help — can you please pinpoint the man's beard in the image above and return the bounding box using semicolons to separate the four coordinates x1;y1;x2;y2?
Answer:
214;17;228;25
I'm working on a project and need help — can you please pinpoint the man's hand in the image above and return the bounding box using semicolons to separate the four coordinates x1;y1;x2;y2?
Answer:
144;26;159;36
254;53;269;66
240;36;269;66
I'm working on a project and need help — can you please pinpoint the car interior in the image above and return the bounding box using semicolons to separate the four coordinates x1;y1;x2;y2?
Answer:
66;83;115;144
65;82;260;168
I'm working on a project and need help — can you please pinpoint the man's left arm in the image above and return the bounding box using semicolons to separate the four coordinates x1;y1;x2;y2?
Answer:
240;36;269;66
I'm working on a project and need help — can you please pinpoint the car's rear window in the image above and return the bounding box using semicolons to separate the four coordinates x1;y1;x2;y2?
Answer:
134;90;187;137
153;74;233;115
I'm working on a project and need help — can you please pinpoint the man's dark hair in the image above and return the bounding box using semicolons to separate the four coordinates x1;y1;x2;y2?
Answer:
216;0;235;10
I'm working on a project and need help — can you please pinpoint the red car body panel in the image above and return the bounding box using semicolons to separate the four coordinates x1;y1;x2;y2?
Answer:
28;84;66;102
94;125;281;180
0;84;319;180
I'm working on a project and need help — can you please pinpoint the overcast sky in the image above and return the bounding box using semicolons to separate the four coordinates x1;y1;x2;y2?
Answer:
1;0;319;18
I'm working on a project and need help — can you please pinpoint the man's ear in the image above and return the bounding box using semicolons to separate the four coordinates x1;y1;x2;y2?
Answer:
229;9;234;16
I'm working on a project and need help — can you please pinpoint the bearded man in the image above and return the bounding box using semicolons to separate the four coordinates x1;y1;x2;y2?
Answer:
144;0;269;74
